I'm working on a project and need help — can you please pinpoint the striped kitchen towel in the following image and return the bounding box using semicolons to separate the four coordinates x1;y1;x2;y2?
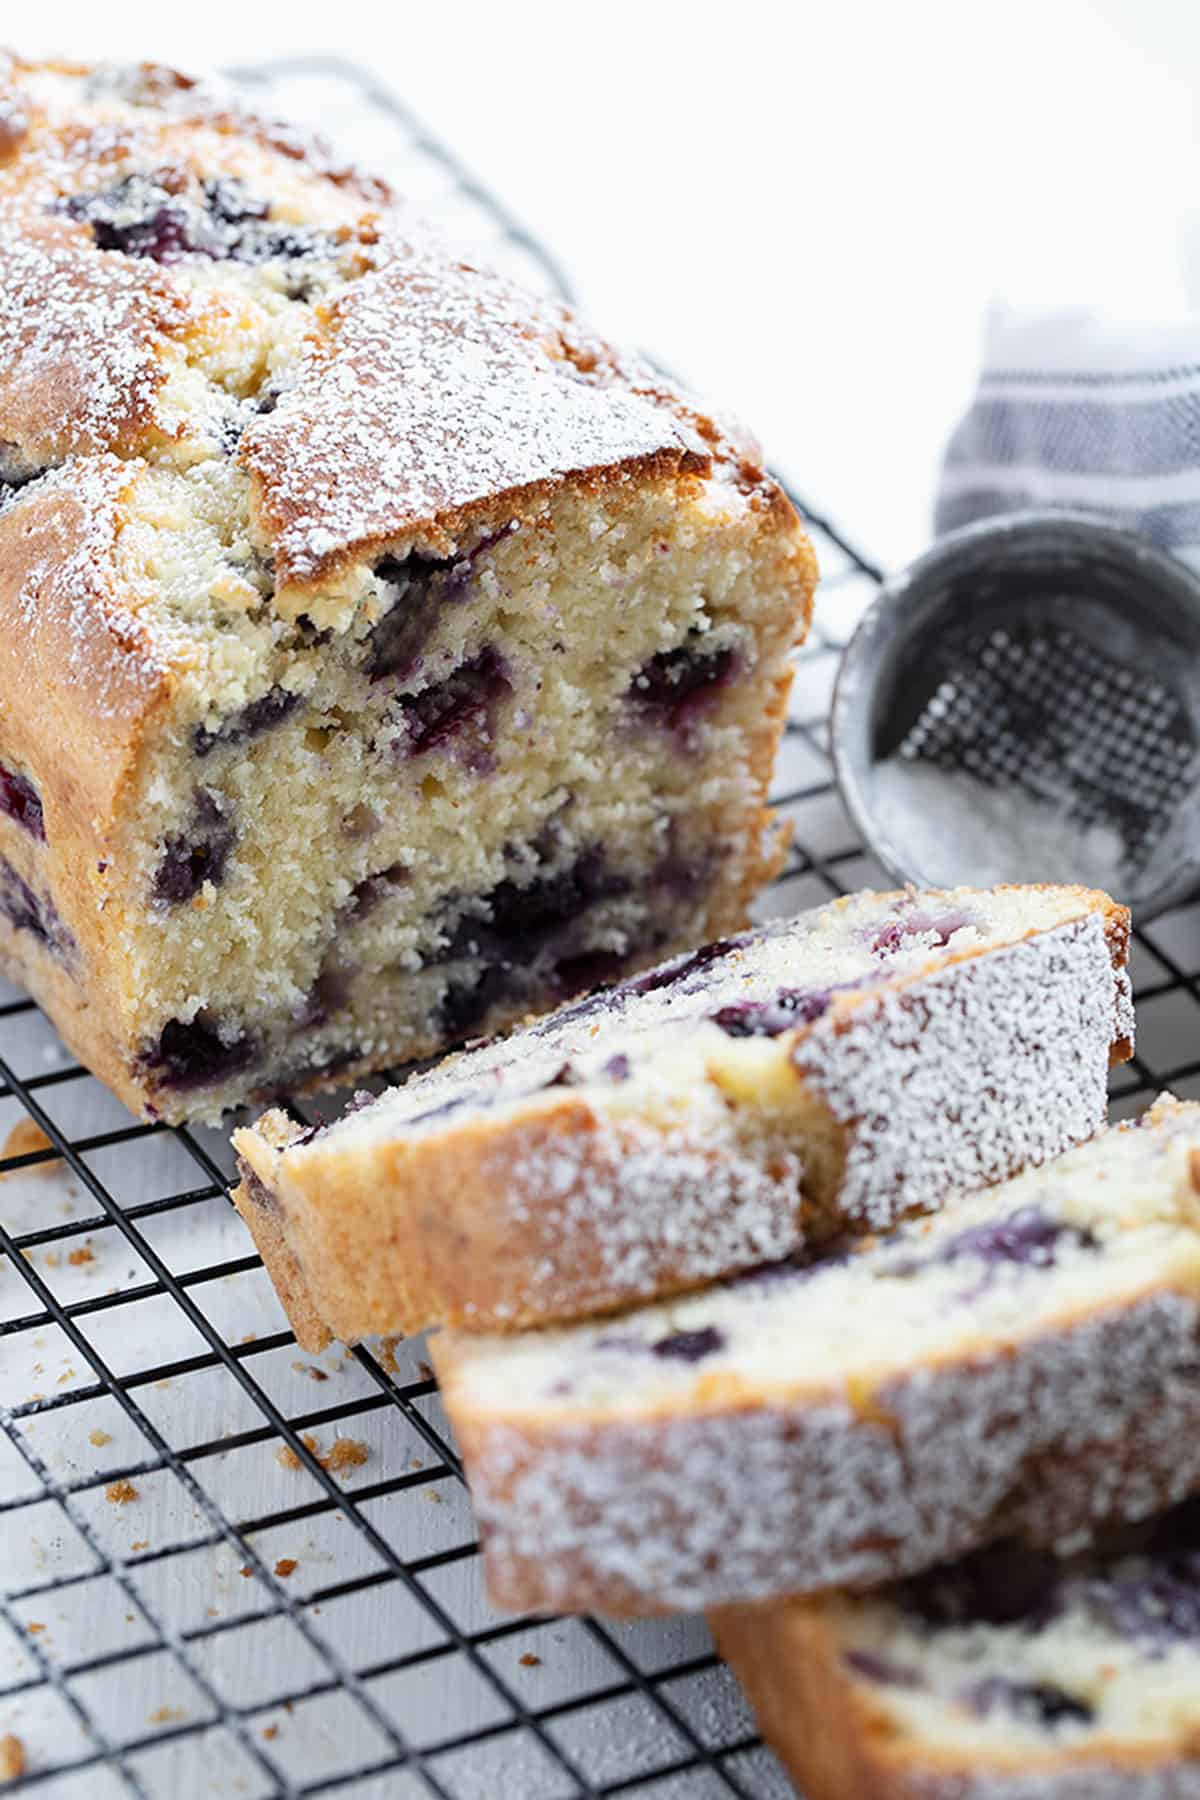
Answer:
935;305;1200;564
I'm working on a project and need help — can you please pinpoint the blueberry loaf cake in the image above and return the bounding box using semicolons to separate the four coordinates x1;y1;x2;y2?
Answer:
232;883;1132;1345
714;1497;1200;1800
432;1095;1200;1618
0;54;816;1123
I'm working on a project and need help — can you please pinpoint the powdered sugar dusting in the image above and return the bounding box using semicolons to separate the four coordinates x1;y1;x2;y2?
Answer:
486;1111;802;1321
795;912;1132;1230
0;230;187;459
241;230;707;585
452;1286;1200;1617
0;455;173;718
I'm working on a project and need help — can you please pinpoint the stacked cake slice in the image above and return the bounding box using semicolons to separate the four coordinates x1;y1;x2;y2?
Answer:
432;1096;1200;1616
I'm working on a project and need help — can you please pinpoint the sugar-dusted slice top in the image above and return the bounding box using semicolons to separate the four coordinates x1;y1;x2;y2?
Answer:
436;1096;1200;1424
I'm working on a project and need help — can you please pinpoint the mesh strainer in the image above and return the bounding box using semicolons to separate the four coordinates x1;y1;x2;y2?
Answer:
831;512;1200;918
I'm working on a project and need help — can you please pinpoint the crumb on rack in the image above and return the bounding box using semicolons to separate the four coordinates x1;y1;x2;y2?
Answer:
0;1118;55;1174
417;1360;435;1382
378;1338;400;1373
0;1735;25;1782
262;1724;279;1741
273;1558;297;1579
519;1652;542;1667
67;1245;94;1266
276;1433;368;1473
148;1706;185;1725
291;1361;328;1382
89;1429;112;1447
104;1479;139;1505
25;1623;44;1635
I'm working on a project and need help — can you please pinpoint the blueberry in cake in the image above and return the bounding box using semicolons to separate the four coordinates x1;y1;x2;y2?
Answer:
232;883;1132;1345
431;1095;1200;1618
0;54;816;1122
714;1493;1200;1799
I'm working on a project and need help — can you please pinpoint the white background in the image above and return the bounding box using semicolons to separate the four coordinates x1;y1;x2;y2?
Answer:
19;1;1200;566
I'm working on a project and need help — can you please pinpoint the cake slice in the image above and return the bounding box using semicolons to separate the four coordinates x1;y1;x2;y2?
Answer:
713;1494;1200;1800
432;1096;1200;1618
0;55;815;1123
232;883;1132;1347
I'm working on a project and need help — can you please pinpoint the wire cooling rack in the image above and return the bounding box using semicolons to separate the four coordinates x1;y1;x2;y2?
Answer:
2;55;1199;1800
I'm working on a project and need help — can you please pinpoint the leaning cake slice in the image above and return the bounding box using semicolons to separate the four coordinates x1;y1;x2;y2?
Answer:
432;1096;1200;1618
233;883;1132;1346
713;1494;1200;1800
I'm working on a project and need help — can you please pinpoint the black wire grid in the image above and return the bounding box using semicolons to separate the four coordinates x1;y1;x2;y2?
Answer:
2;56;1199;1800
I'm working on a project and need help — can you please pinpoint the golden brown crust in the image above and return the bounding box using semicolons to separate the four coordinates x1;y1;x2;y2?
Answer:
238;242;720;593
3;51;391;204
0;459;178;1089
712;1602;912;1800
0;457;171;839
232;1092;796;1348
713;1599;1200;1799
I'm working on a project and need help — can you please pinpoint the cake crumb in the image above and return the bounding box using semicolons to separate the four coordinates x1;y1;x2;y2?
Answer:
323;1436;369;1472
273;1558;297;1579
417;1361;435;1382
0;1118;55;1172
276;1432;368;1473
67;1245;94;1266
262;1724;279;1741
131;1540;149;1553
105;1479;139;1505
378;1338;400;1373
25;1623;44;1635
148;1706;184;1725
519;1652;541;1667
291;1361;328;1382
0;1735;25;1782
89;1429;112;1447
239;1565;253;1578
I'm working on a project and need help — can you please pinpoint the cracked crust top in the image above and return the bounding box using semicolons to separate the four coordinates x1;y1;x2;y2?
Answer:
0;52;794;603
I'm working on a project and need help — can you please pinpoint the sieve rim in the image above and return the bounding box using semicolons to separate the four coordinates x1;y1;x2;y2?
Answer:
830;509;1200;919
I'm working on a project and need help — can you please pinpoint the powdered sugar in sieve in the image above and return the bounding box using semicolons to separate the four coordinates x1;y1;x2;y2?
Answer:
832;512;1200;916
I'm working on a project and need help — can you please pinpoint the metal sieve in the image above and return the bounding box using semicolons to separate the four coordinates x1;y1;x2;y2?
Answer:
830;511;1200;919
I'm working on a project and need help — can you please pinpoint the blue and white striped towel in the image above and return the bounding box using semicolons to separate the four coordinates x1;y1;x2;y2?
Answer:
935;305;1200;564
